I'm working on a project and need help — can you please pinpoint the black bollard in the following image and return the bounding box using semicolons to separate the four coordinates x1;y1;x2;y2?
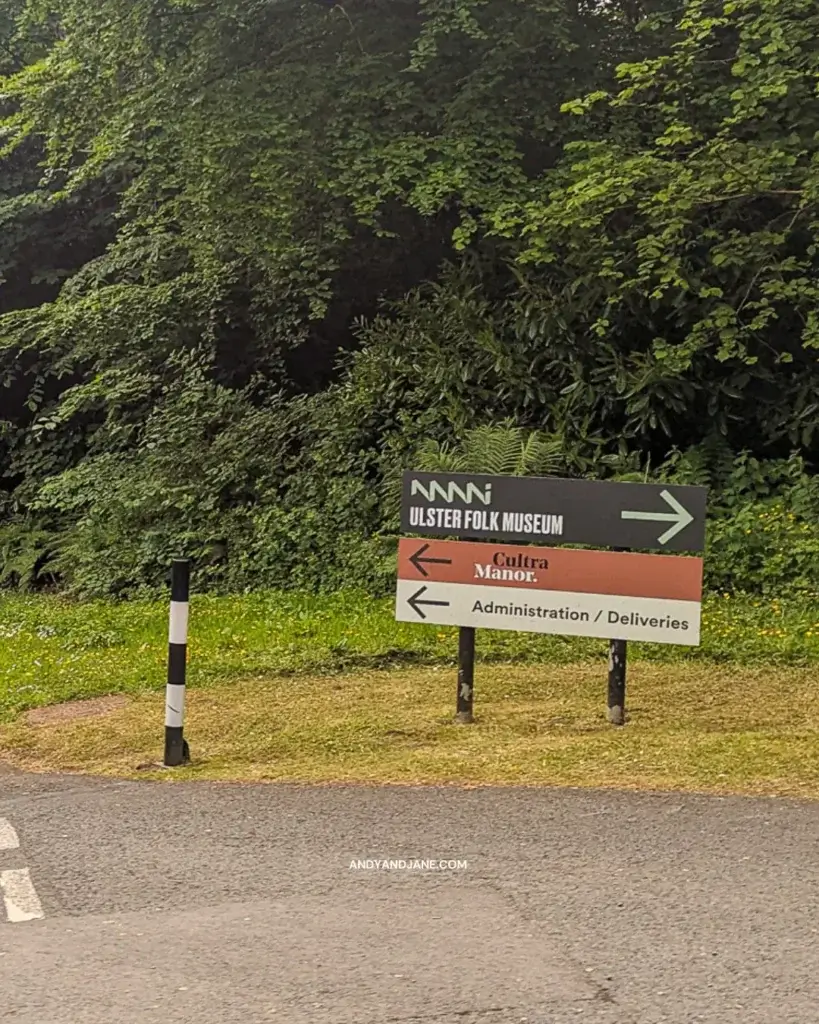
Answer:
164;559;191;766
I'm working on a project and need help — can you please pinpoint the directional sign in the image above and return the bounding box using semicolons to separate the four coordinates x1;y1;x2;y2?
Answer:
401;471;708;552
395;538;703;645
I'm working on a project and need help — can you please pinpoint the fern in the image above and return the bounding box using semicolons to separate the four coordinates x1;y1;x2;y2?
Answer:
0;520;62;590
658;435;735;489
413;439;469;473
416;423;567;477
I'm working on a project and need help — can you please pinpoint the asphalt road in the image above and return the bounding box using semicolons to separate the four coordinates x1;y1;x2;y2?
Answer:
1;763;818;1023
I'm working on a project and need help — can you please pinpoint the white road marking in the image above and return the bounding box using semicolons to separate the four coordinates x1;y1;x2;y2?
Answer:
0;818;20;851
1;868;45;923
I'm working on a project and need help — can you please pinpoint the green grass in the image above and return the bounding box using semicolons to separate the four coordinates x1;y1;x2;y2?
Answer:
1;589;818;722
3;663;819;798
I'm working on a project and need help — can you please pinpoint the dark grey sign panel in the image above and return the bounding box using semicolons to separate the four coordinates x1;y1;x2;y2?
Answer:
401;471;708;552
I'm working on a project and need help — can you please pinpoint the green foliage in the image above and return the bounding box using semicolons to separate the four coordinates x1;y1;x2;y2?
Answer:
491;0;819;450
706;497;819;597
417;423;566;477
29;355;300;595
702;454;819;596
0;516;60;589
0;0;816;601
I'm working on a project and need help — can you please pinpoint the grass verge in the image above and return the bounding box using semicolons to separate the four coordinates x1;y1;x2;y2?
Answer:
1;589;818;722
2;663;818;798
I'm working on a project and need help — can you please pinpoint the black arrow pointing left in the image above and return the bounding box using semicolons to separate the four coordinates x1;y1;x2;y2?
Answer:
409;543;453;577
407;585;450;620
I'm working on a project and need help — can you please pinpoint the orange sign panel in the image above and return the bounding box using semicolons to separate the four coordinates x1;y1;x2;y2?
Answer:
398;539;702;600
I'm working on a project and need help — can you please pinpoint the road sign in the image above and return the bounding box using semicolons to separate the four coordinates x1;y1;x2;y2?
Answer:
395;538;703;645
401;471;708;552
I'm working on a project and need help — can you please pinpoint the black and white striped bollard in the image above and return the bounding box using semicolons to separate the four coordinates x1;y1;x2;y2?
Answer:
164;559;191;767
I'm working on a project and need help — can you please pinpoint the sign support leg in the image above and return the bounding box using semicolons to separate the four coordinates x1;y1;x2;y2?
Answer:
456;626;475;724
607;639;626;726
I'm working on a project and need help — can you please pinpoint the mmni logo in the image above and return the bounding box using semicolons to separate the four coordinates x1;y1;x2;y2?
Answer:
410;480;493;505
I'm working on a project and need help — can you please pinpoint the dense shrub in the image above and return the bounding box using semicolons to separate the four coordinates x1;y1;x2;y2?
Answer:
700;457;819;598
7;381;815;600
1;0;817;600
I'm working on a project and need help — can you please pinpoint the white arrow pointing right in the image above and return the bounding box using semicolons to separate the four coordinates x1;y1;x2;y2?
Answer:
620;489;695;545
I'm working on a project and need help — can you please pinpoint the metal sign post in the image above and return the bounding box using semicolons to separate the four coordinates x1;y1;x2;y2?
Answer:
608;639;627;726
456;627;475;724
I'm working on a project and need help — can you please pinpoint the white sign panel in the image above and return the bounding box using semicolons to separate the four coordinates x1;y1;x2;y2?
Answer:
395;580;701;646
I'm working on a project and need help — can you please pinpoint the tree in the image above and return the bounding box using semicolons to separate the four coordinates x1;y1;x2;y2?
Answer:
488;0;819;452
0;0;815;596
